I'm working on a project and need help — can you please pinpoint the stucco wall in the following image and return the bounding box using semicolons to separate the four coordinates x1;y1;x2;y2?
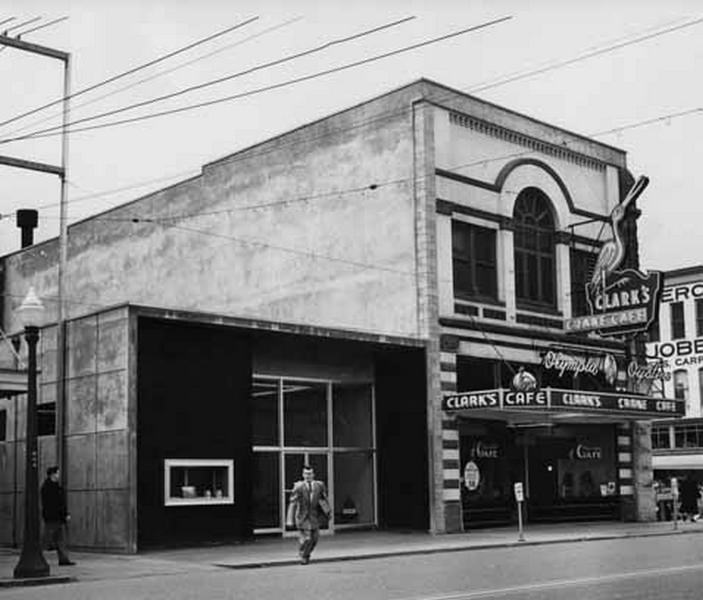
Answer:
3;88;425;341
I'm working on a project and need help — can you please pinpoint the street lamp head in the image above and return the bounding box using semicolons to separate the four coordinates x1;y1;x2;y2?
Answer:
16;286;45;329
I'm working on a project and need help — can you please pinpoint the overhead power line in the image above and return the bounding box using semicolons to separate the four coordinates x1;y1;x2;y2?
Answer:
14;15;68;37
0;17;16;28
0;16;260;130
3;16;41;33
0;15;513;144
4;12;698;151
3;16;305;138
3;15;417;140
469;15;703;94
7;13;700;220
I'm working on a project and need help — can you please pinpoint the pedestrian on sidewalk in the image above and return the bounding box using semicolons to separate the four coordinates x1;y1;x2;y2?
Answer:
40;466;76;566
680;473;701;522
286;465;331;565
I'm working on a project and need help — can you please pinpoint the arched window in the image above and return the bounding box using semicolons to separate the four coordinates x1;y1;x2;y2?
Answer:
513;187;556;309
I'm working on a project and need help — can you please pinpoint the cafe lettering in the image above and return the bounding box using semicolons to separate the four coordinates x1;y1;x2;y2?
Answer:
442;388;684;418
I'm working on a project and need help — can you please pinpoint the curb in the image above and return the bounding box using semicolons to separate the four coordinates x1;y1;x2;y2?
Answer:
214;527;701;570
0;575;76;588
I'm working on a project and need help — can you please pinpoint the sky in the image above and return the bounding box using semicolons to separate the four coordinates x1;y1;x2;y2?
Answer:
0;0;701;271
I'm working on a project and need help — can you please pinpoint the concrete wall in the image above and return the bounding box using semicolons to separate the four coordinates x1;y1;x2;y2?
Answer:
0;307;134;551
2;87;427;342
62;307;133;551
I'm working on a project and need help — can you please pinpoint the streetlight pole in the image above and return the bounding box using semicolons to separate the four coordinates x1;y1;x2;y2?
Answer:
13;288;49;579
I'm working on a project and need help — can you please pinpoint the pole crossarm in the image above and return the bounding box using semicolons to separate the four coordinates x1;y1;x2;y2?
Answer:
0;34;69;61
0;154;64;177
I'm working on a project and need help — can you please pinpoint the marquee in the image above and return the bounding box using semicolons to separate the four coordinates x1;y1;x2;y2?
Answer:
442;387;684;418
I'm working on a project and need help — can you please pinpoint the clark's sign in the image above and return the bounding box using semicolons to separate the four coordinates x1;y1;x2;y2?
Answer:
566;269;661;336
442;387;684;418
564;175;662;337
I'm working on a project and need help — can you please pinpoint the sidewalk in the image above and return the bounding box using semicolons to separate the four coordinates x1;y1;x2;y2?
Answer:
1;519;702;587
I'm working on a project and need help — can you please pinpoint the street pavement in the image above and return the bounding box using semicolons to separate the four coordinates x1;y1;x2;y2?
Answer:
0;523;703;600
1;519;702;594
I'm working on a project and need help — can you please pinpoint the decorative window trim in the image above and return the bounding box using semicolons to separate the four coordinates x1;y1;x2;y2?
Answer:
164;459;234;507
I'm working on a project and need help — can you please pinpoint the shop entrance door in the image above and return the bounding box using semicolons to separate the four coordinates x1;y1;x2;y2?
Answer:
283;452;330;536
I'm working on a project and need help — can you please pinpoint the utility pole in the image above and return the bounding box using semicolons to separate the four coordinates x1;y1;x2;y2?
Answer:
0;33;71;486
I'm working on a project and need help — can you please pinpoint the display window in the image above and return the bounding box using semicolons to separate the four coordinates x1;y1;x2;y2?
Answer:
164;459;234;506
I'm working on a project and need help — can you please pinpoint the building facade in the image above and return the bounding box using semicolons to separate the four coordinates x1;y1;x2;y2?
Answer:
648;266;703;493
0;79;678;552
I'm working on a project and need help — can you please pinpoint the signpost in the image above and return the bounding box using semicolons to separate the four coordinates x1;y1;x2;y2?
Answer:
514;482;525;542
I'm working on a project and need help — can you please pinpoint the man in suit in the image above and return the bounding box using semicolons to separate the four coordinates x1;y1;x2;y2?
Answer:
286;465;330;564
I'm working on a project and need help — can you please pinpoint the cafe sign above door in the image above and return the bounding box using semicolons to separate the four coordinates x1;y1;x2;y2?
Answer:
442;387;684;418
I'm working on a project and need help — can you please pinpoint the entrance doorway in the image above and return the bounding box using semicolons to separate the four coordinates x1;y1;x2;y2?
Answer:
251;376;377;535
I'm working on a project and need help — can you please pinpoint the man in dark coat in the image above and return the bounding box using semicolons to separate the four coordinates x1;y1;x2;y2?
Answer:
40;466;75;566
680;474;701;522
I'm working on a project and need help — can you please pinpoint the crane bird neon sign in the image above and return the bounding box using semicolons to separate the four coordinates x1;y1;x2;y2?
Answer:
565;175;662;337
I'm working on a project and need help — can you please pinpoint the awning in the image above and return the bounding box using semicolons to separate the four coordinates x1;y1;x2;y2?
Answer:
653;453;703;470
0;367;28;398
442;387;685;420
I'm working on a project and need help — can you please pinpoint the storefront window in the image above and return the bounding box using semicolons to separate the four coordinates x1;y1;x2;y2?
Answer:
251;453;280;529
333;383;372;447
333;451;374;526
283;380;327;447
252;375;376;534
459;425;518;528
252;378;279;446
531;426;617;505
164;459;234;506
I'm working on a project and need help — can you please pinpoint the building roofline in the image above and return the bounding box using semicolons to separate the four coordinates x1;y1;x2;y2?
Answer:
416;77;627;156
0;173;202;260
206;77;626;170
2;78;627;261
663;264;703;280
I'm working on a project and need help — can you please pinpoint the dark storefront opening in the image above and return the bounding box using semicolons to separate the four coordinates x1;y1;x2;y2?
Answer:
456;357;621;528
136;317;429;548
524;425;620;522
